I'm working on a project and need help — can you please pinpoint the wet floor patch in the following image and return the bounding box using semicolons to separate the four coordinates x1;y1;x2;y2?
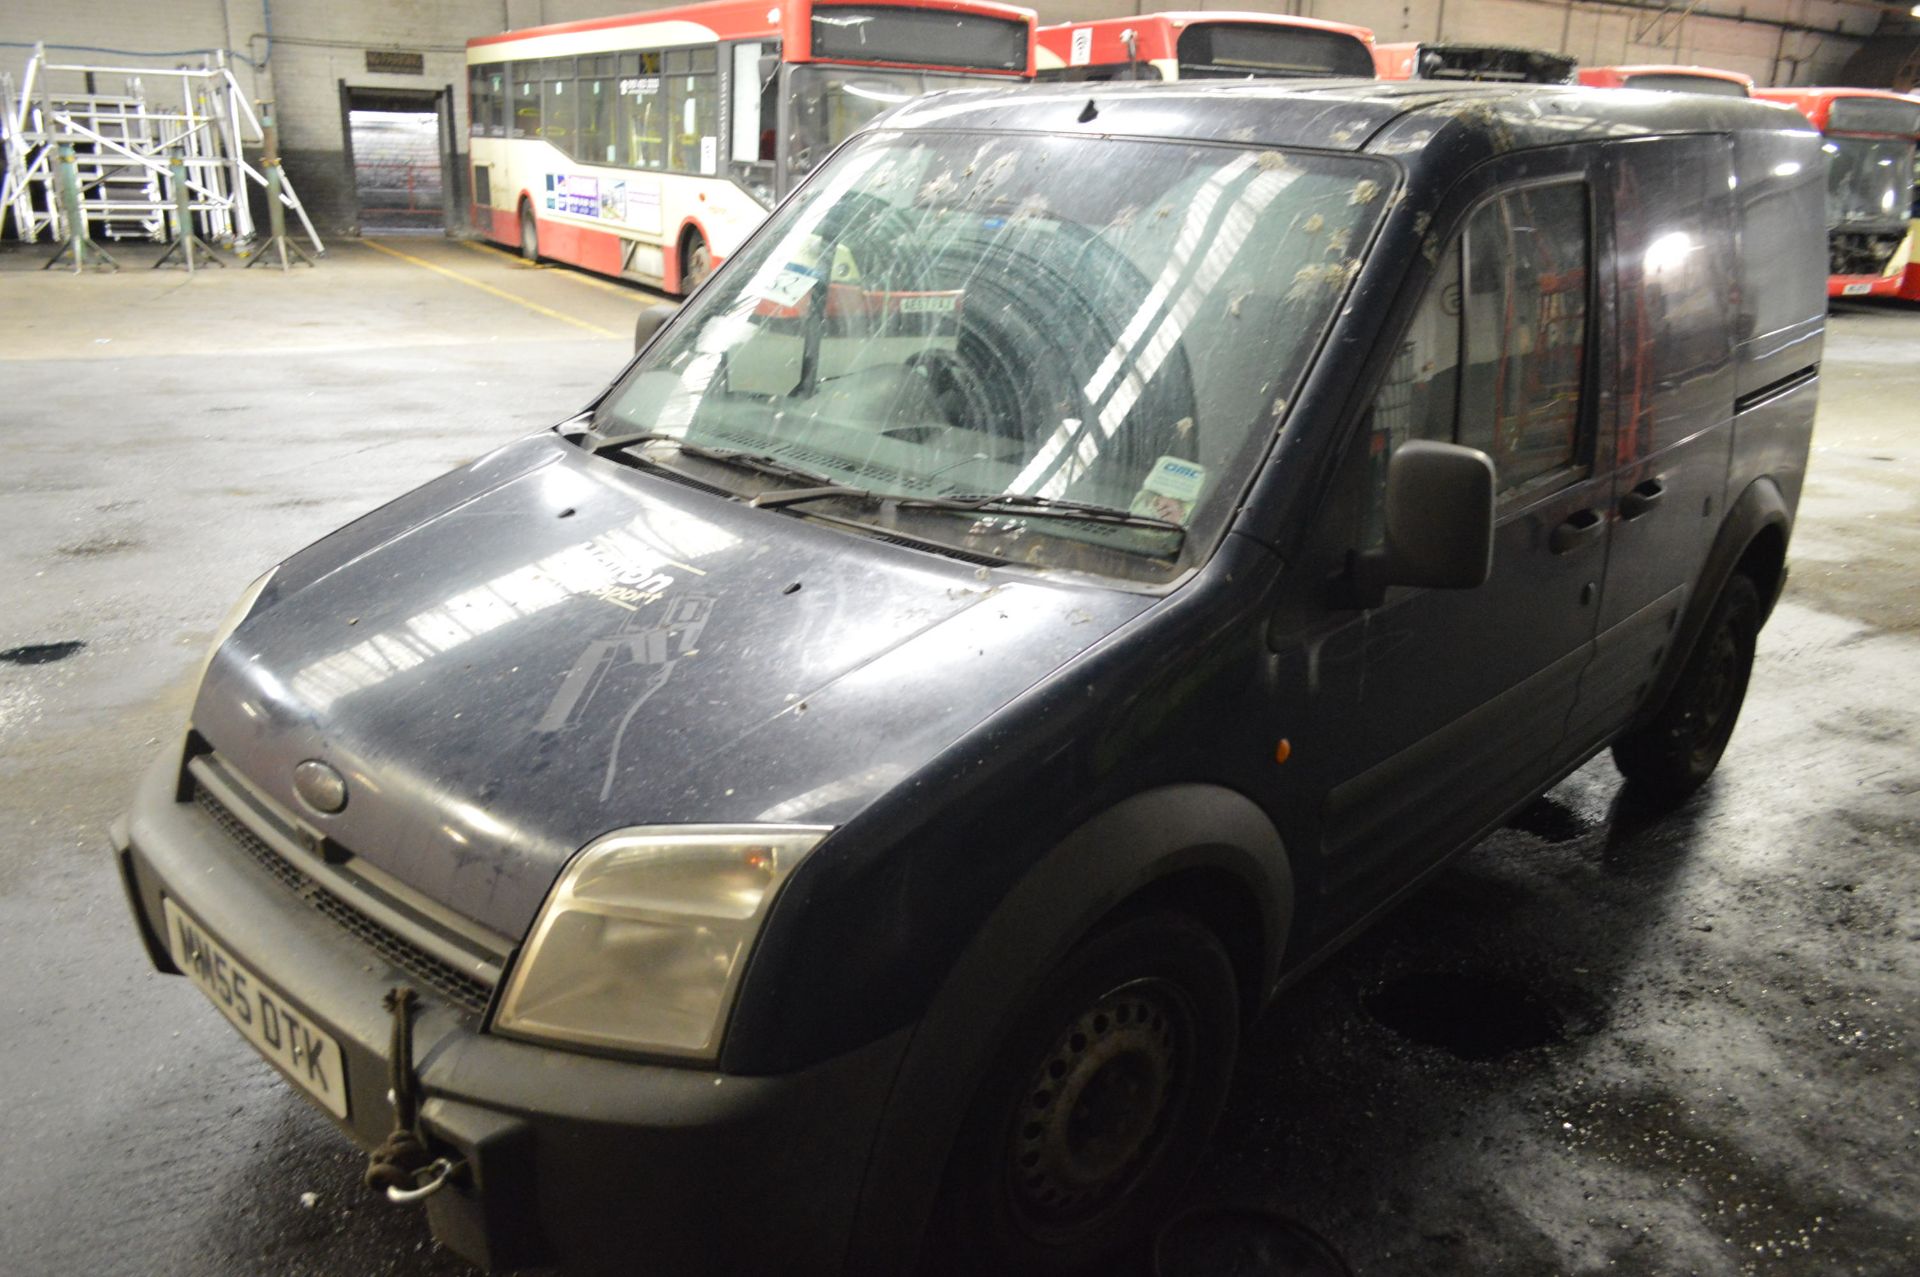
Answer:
0;640;85;665
1364;971;1569;1061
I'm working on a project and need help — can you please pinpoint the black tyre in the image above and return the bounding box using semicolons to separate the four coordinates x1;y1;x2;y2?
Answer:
680;232;712;294
1612;572;1760;807
518;202;539;262
930;912;1239;1276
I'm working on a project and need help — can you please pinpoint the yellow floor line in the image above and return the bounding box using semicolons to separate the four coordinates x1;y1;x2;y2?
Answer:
358;239;621;338
454;238;659;301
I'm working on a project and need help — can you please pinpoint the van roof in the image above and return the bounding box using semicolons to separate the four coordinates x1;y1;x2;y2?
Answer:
881;79;1814;154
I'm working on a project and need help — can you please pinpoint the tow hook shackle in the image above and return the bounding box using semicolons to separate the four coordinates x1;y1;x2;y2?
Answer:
364;985;463;1205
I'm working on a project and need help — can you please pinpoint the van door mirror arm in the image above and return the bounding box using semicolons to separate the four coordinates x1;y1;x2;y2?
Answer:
1330;440;1497;611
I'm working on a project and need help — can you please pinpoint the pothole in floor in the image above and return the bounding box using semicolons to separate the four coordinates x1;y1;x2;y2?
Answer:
1364;971;1569;1061
1504;794;1595;843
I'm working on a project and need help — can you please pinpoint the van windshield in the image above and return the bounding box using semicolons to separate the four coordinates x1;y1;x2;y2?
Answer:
591;130;1391;582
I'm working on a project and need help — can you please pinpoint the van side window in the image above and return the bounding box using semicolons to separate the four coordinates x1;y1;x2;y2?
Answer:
1364;237;1461;547
1459;182;1590;492
1372;237;1464;456
1368;180;1590;539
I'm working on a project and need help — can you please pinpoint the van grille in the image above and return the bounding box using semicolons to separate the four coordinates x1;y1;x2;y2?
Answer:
193;787;495;1016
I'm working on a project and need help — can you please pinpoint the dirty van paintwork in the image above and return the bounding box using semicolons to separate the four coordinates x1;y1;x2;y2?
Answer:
196;432;1150;938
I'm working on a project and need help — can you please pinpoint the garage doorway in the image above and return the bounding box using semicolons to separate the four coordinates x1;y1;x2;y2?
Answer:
339;84;457;235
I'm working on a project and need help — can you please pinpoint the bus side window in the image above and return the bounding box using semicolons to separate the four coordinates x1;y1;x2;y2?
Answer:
542;57;576;153
665;47;718;175
578;56;616;166
620;52;666;170
512;64;539;140
730;42;779;165
729;42;779;203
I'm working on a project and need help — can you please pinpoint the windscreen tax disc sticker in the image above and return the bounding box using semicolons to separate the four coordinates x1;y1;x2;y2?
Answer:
758;267;819;308
1130;455;1207;523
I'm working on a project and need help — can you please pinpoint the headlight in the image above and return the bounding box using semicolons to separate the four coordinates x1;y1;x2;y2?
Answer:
197;566;277;688
494;825;831;1059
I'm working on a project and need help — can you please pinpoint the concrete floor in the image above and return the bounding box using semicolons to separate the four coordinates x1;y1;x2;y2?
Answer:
0;238;1914;1277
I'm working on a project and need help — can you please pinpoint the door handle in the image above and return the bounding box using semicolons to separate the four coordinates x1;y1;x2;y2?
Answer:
1619;478;1666;521
1549;508;1605;555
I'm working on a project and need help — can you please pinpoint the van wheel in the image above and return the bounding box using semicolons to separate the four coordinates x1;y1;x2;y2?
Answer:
1612;573;1759;808
680;231;712;294
929;913;1238;1275
518;203;539;262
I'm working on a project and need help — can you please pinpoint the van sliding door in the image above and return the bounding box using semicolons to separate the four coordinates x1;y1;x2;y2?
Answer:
1566;135;1739;752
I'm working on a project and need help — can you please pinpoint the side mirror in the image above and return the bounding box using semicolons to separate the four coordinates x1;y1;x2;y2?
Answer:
633;300;679;353
1340;440;1495;608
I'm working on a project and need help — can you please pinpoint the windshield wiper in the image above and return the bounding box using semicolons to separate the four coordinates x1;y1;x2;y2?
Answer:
589;430;842;488
750;483;880;509
898;492;1187;543
749;487;1186;546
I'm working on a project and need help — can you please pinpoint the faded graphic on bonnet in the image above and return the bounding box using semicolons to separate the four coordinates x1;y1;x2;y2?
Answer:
285;519;711;712
535;593;715;801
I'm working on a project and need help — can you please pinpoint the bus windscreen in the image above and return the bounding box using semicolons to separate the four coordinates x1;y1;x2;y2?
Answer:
1622;72;1748;98
811;6;1028;72
1175;24;1374;79
1827;97;1920;139
1416;45;1575;84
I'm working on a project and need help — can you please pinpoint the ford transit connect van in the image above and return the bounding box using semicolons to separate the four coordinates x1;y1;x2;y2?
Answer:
113;80;1825;1275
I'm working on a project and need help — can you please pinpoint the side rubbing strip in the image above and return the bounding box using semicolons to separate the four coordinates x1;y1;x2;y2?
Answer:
1734;365;1818;415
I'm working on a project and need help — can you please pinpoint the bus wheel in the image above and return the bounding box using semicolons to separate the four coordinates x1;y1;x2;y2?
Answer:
681;232;712;294
519;203;540;262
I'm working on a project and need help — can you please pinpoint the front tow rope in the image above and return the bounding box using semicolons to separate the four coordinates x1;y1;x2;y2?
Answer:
365;986;466;1205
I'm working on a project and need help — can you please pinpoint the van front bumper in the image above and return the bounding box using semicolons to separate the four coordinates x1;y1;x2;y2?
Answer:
112;751;909;1275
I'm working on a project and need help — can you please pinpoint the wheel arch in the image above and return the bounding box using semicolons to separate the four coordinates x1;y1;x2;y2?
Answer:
842;783;1292;1272
1635;475;1791;731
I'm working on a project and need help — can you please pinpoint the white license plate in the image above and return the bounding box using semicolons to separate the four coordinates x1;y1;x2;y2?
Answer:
1842;282;1872;296
164;898;349;1118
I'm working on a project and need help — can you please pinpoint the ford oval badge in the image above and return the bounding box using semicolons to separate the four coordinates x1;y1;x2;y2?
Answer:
293;759;348;814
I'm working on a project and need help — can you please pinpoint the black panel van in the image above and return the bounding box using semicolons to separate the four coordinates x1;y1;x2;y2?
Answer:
114;81;1825;1275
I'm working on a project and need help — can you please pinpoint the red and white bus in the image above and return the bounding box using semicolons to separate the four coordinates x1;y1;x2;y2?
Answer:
1896;149;1920;302
1372;42;1576;84
1754;87;1920;298
466;0;1037;295
1035;13;1374;83
1577;64;1753;96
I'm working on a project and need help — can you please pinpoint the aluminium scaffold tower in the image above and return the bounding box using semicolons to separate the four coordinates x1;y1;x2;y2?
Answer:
1;45;325;264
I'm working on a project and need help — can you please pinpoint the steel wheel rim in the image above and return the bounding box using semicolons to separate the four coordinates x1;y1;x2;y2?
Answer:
1005;977;1193;1239
1684;623;1743;769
